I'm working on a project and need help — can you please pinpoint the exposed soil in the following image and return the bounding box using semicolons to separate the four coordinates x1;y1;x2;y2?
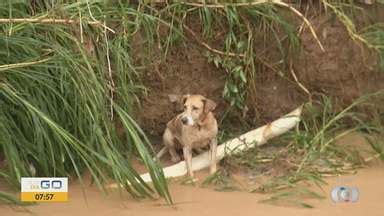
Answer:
297;15;384;107
133;6;384;140
136;43;226;138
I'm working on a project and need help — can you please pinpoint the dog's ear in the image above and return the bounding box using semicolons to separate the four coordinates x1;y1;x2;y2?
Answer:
181;94;190;105
203;98;216;113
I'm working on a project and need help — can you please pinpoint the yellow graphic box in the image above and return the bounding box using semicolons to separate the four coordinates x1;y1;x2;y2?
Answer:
21;177;68;202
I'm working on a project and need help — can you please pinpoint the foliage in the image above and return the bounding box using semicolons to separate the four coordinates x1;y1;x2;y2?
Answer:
223;92;384;208
0;0;172;204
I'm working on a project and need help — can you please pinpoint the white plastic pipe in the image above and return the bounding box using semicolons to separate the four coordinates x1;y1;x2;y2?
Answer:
109;105;302;186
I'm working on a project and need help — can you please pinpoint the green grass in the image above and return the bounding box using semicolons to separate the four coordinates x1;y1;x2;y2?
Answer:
201;170;240;192
220;92;384;208
0;0;172;204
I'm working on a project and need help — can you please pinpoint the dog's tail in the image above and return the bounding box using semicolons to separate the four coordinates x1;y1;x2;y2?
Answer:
153;146;168;161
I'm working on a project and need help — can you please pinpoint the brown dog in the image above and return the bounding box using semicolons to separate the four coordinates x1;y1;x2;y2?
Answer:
162;94;218;178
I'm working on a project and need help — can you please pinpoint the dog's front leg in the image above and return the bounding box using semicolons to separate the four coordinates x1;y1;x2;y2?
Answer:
183;146;194;178
209;138;217;174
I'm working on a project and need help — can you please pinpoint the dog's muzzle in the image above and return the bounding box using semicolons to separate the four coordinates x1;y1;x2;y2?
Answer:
181;116;194;126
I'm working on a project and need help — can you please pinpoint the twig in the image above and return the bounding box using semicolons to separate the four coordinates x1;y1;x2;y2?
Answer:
180;1;325;52
274;2;324;52
364;153;381;162
181;1;282;8
0;58;51;72
78;7;84;43
0;18;98;25
322;2;374;51
86;0;115;33
104;18;115;120
0;17;115;33
320;170;357;177
297;3;310;36
256;56;279;73
183;24;245;58
289;62;312;100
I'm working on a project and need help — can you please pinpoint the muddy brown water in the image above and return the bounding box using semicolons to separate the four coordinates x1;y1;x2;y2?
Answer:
1;133;383;216
2;140;384;216
1;164;383;216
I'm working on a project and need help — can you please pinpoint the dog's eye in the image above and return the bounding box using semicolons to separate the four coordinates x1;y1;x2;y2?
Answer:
192;106;198;110
183;105;187;110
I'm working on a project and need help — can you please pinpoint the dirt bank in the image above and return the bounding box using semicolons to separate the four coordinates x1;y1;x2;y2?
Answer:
134;6;384;139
